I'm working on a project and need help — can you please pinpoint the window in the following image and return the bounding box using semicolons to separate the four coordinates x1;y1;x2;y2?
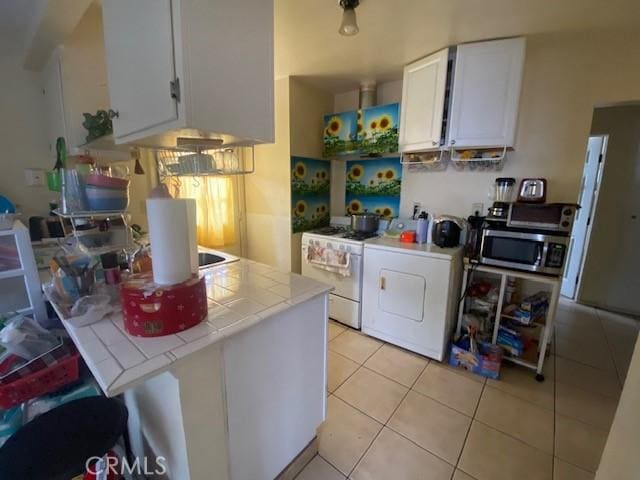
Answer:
166;176;236;248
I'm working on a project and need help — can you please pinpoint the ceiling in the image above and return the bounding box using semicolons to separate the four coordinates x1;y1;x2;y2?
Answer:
0;1;35;45
275;0;640;92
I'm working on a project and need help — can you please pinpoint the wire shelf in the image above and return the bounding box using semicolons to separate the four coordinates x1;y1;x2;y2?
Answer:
450;146;508;172
400;149;449;172
154;142;255;180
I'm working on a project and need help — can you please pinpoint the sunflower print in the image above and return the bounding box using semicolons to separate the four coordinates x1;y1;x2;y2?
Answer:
369;119;378;131
384;169;396;180
293;162;306;179
349;199;362;213
376;170;384;179
349;164;364;180
357;110;362;120
378;114;392;131
382;207;393;217
326;116;342;136
294;200;308;217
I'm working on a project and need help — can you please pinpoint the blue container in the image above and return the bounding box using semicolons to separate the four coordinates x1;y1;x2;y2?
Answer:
85;185;129;211
416;212;429;244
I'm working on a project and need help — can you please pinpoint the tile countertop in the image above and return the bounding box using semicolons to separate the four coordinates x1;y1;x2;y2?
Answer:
364;236;463;260
48;259;333;397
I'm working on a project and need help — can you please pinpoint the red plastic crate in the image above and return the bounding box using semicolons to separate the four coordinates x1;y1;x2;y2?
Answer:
0;351;81;409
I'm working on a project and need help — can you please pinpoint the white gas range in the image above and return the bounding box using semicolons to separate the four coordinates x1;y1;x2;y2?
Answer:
301;217;386;329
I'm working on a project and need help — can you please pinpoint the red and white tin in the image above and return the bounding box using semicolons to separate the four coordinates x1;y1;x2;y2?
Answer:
120;273;207;337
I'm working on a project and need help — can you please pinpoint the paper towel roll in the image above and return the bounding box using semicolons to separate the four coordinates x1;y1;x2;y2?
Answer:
185;200;198;274
146;198;196;285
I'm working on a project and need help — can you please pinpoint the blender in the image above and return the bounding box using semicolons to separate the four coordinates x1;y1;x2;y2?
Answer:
488;177;515;219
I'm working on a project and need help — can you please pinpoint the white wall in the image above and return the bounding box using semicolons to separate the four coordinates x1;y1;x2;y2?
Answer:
579;106;640;315
0;44;53;218
59;2;110;151
333;79;402;113
596;335;640;479
331;31;640;220
245;77;292;271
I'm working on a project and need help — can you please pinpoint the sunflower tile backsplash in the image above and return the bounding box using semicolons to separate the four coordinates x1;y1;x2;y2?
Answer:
358;103;399;155
291;157;331;234
323;111;358;157
323;103;399;158
345;158;402;218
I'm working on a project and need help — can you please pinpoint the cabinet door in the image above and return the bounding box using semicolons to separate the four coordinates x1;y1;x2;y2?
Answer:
399;48;449;152
102;0;179;139
447;38;525;148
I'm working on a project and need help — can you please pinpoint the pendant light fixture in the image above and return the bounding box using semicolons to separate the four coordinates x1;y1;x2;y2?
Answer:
338;0;360;36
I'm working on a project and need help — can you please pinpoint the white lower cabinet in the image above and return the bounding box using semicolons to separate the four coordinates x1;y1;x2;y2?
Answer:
361;246;462;360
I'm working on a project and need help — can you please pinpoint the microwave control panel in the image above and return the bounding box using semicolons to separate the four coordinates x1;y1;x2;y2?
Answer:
545;243;566;268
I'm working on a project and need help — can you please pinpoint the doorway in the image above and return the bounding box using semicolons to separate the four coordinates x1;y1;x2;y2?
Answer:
561;135;607;299
567;104;640;315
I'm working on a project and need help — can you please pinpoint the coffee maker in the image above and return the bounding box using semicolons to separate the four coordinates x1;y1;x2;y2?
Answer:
465;212;485;259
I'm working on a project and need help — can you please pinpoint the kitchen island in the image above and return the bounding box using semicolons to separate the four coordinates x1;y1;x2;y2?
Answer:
48;258;332;480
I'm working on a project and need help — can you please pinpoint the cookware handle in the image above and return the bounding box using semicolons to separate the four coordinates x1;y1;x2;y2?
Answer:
379;276;386;290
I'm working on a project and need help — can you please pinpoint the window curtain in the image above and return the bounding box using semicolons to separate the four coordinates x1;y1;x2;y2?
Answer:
165;176;236;248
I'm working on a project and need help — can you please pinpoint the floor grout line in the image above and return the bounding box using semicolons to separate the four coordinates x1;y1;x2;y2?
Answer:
316;304;632;479
455;379;486;470
594;308;631;386
345;358;431;478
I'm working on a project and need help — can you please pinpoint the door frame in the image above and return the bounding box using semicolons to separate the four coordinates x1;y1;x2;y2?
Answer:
563;134;609;300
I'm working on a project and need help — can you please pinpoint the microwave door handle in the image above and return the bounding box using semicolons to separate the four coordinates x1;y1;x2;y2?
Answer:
535;244;544;265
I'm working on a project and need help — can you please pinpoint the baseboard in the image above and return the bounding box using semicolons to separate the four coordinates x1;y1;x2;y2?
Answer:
275;437;318;480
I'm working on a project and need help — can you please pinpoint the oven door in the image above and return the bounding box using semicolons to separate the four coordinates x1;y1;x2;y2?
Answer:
479;229;568;274
301;245;362;301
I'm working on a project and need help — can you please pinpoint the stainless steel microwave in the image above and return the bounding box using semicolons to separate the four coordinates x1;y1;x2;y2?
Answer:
479;229;569;275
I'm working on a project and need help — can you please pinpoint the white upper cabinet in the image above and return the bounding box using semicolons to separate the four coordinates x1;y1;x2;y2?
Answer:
102;0;179;140
447;37;525;148
101;0;274;146
399;48;450;152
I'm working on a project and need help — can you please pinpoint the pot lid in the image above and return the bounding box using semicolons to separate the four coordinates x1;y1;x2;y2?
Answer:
351;210;379;218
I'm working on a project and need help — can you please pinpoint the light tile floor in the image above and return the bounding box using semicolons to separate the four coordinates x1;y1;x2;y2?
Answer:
296;299;639;480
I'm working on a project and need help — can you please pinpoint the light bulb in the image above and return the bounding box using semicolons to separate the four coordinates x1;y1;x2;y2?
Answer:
339;7;359;36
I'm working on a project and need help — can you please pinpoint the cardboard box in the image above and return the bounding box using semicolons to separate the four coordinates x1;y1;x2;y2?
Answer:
449;338;502;380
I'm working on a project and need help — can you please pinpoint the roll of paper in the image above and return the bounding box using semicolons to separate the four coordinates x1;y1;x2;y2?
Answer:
186;200;198;274
146;198;196;285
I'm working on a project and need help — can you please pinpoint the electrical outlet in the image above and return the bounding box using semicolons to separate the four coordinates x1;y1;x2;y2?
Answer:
471;202;484;216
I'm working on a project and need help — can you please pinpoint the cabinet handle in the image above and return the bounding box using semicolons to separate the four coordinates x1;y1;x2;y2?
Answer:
450;139;456;145
432;140;438;146
379;277;386;290
107;109;119;119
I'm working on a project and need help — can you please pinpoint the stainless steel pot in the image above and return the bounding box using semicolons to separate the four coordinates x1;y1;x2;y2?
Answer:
350;211;380;233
